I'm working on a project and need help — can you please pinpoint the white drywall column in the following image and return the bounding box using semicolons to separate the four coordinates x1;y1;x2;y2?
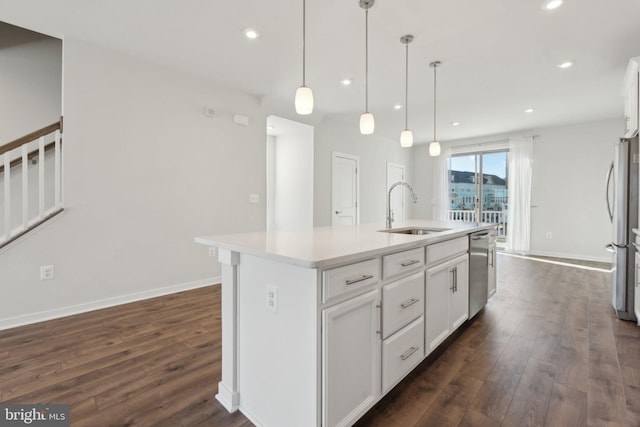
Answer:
216;248;240;412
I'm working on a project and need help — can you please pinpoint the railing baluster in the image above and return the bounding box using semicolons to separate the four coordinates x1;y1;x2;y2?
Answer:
38;136;45;219
54;130;61;209
3;152;10;240
22;144;28;229
0;119;64;250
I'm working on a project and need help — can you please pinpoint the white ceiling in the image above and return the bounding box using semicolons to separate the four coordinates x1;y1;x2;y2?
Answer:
2;0;639;142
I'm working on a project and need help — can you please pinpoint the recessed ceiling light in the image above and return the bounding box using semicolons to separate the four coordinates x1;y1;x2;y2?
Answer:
543;0;563;10
525;108;535;113
340;78;352;86
243;28;260;40
451;121;460;126
393;104;402;110
557;61;573;69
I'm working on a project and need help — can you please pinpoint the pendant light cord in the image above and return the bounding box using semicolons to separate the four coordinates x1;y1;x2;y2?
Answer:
433;64;437;141
405;43;409;130
302;0;306;87
365;8;369;112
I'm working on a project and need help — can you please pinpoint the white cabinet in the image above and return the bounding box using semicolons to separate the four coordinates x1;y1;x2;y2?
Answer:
322;289;381;427
635;236;640;325
381;270;425;393
425;253;469;355
449;254;469;331
323;258;380;303
488;232;497;298
488;245;497;298
425;261;451;353
382;316;424;392
624;58;639;137
382;247;424;280
381;271;424;338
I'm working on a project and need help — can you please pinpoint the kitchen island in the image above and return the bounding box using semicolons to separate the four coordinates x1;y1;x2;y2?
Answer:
196;220;495;427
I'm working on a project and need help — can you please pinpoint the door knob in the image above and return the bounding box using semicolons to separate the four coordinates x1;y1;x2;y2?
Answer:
335;210;343;215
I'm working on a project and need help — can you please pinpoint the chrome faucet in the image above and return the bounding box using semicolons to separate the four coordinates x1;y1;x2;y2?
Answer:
386;182;418;229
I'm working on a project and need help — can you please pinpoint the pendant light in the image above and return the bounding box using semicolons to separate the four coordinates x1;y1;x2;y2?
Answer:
429;61;442;156
359;0;375;135
400;35;414;147
295;0;313;115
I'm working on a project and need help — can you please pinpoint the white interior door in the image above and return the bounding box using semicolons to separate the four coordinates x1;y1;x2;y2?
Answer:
332;152;359;225
387;163;405;227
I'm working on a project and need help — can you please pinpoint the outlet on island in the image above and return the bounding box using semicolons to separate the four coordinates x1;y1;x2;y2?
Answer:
265;285;278;313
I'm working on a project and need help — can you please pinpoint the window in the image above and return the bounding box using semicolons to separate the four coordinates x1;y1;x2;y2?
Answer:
447;151;508;240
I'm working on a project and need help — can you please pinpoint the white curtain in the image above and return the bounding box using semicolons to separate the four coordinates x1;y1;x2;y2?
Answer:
506;137;534;253
432;148;451;221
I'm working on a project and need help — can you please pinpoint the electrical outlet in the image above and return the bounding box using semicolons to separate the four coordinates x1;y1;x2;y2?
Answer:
249;194;260;204
545;232;553;239
208;247;217;257
266;285;278;313
40;265;54;280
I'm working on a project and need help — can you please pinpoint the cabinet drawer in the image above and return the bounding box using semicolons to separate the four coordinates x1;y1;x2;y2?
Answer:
383;247;425;280
322;258;380;303
382;316;424;392
427;236;468;267
382;271;424;339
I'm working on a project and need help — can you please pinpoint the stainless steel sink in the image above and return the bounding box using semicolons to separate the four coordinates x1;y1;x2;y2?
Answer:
379;227;451;235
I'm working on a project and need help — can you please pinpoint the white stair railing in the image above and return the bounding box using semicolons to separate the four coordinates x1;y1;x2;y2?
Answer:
0;119;63;249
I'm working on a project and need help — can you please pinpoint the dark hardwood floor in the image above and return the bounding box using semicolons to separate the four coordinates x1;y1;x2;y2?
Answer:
1;253;639;426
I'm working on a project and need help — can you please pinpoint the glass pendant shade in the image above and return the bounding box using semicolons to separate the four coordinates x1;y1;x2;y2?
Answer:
295;86;314;115
429;141;441;156
400;129;413;147
360;112;375;134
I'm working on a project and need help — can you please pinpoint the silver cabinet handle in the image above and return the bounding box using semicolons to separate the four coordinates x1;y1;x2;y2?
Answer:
400;298;419;309
450;267;455;292
471;234;489;240
400;346;419;361
345;274;374;286
401;259;421;267
453;266;458;292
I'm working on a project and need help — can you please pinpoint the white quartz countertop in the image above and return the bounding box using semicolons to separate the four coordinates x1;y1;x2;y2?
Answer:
196;220;495;269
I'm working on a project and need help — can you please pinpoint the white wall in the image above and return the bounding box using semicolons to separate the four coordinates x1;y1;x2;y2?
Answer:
0;37;267;328
410;117;621;262
267;116;314;231
0;23;61;143
529;118;618;261
313;118;415;226
410;144;436;220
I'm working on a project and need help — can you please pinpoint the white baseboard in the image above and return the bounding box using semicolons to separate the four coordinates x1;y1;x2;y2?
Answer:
524;250;612;264
0;276;221;331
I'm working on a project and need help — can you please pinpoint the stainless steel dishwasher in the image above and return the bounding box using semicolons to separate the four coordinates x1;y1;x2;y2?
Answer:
469;228;497;317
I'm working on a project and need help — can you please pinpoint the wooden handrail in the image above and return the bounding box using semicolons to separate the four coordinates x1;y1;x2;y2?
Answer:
0;118;62;156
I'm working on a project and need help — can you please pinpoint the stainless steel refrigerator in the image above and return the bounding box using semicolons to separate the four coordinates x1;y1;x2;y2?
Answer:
606;135;639;321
